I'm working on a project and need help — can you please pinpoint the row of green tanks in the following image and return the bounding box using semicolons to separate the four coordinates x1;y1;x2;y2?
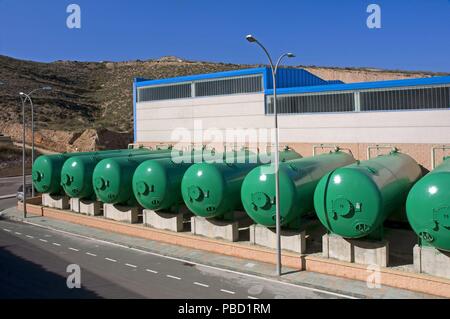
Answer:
61;147;174;200
241;150;356;228
95;148;223;207
132;148;255;212
406;156;450;252
180;147;302;219
32;148;162;195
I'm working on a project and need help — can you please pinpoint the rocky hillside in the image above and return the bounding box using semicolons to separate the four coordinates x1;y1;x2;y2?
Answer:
0;54;447;152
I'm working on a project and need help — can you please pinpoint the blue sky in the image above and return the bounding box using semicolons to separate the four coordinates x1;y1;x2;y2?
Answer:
0;0;449;72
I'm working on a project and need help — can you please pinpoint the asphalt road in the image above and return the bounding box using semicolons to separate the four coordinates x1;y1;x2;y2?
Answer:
0;218;353;299
0;175;31;198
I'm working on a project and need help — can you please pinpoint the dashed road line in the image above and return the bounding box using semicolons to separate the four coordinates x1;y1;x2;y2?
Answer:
248;296;258;299
105;257;117;262
166;275;181;280
145;269;158;274
15;232;22;235
26;235;34;239
125;263;137;268
52;242;61;246
193;282;209;288
86;252;97;257
68;247;79;252
3;228;11;232
220;289;235;295
39;239;48;243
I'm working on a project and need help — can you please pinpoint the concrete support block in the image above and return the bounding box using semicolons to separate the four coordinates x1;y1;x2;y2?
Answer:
143;209;187;232
191;216;239;242
69;198;102;216
249;224;306;254
103;203;141;224
322;233;389;267
42;193;69;209
414;245;450;280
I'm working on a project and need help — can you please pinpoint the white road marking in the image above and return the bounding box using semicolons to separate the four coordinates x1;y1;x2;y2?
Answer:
125;263;137;268
0;194;16;200
26;235;34;239
3;228;11;232
193;282;209;288
21;220;358;299
86;252;97;257
52;242;61;246
145;269;158;274
220;289;235;295
166;275;181;280
248;296;258;299
39;239;48;243
68;247;79;252
105;257;117;262
15;232;22;235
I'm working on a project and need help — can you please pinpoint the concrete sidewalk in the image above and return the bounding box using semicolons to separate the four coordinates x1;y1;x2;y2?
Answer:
0;205;438;299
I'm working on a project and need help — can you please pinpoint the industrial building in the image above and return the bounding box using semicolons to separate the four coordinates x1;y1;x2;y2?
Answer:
133;67;450;169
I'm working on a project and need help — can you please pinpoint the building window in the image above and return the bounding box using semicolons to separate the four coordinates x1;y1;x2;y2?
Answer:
360;86;450;111
266;93;355;114
195;75;263;97
137;83;191;102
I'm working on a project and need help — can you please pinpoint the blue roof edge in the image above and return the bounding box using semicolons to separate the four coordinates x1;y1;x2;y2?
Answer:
134;67;268;88
265;76;450;95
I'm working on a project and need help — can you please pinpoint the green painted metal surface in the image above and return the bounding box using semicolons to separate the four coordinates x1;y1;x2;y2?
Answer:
406;157;450;251
32;149;143;195
132;149;220;211
92;150;178;205
314;151;422;239
241;151;355;228
181;149;301;219
61;148;170;199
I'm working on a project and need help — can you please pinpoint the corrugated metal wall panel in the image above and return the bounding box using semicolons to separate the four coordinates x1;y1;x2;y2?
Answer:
265;68;328;89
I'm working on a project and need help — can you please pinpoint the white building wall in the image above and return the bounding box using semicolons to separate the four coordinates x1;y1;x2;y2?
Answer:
136;93;450;144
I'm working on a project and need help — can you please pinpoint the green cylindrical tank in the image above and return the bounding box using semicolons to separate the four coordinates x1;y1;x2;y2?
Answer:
314;151;422;239
61;148;171;199
406;157;450;251
241;151;356;228
132;149;219;211
32;149;150;195
181;149;301;219
92;150;183;205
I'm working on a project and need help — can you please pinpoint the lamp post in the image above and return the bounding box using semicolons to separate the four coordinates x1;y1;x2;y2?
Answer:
246;34;295;276
19;94;28;218
20;86;52;198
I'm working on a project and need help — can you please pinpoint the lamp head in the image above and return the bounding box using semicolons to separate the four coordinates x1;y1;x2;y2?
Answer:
287;53;295;58
19;92;25;96
246;34;257;43
42;86;52;91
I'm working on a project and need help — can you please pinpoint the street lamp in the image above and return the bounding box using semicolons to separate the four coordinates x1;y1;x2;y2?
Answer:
20;86;52;198
246;34;295;276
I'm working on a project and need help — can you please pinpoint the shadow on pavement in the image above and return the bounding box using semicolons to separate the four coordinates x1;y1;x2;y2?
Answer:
0;245;102;299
